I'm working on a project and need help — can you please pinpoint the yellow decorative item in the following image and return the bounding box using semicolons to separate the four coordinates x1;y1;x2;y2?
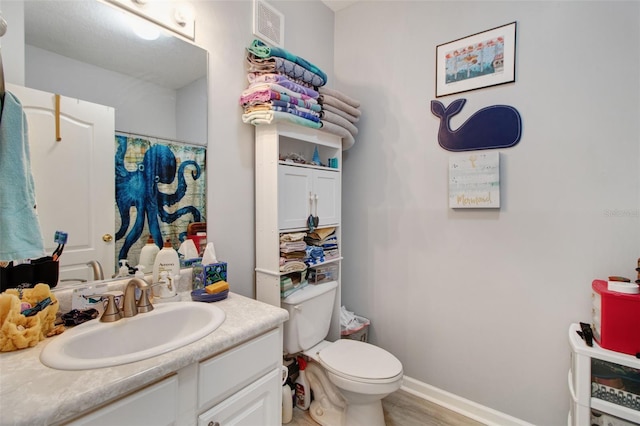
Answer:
205;280;229;295
0;284;62;352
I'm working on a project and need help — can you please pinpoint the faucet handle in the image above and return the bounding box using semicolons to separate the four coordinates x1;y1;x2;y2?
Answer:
98;293;123;323
137;286;154;313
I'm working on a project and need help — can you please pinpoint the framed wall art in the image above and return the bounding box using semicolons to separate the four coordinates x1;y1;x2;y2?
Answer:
449;152;500;209
436;22;517;98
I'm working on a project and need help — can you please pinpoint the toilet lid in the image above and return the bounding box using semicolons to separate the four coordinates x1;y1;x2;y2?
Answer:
318;340;402;381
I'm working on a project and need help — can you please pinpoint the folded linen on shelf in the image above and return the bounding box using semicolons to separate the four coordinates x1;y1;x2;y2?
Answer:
240;89;321;112
280;260;307;273
246;54;326;88
319;94;361;118
247;39;327;85
320;109;358;136
245;104;320;123
271;100;320;117
280;232;307;242
243;111;322;129
307;227;336;240
318;87;361;108
322;104;359;123
247;74;319;98
280;240;307;252
320;120;355;150
281;251;306;260
242;83;319;104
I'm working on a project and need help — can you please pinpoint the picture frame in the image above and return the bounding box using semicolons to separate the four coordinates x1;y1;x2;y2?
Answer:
436;22;517;98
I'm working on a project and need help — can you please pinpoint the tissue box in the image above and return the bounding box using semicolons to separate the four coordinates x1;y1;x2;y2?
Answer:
191;261;227;291
205;262;227;285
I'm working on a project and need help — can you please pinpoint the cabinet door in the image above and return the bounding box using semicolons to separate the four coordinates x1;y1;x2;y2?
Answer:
313;169;340;228
198;368;281;426
278;165;313;230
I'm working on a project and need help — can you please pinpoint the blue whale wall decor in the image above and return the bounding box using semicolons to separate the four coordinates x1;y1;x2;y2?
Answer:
431;98;522;152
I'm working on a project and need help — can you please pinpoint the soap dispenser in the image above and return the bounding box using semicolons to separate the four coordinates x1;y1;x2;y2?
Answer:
134;265;149;302
117;259;130;278
157;271;177;298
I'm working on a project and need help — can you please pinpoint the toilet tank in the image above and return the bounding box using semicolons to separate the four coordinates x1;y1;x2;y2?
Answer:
281;281;338;354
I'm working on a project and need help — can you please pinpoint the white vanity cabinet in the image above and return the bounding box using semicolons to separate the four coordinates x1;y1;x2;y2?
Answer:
65;329;283;426
568;323;640;425
255;123;343;340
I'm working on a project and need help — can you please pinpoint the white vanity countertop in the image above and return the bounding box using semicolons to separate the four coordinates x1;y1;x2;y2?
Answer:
0;292;288;426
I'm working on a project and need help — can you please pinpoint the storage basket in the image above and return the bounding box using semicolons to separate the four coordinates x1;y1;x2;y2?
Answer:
341;315;370;343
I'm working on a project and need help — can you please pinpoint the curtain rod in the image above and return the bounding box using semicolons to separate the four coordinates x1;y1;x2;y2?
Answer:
115;130;206;148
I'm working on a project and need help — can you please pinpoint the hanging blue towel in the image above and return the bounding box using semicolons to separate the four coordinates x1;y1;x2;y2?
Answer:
0;91;46;261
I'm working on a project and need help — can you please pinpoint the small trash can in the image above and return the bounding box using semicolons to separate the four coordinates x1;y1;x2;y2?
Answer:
340;306;370;342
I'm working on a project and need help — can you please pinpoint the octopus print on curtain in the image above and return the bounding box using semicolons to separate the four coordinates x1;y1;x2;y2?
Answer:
114;133;206;267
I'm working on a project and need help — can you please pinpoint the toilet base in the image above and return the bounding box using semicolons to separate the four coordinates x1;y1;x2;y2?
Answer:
344;399;385;426
308;398;343;426
308;398;385;426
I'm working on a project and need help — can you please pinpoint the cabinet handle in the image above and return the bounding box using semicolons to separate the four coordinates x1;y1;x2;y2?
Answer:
208;422;220;426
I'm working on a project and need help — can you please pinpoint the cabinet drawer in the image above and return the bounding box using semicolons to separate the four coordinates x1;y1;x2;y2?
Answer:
198;328;281;410
66;375;178;426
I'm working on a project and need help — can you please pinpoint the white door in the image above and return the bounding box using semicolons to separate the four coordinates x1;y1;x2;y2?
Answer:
7;84;115;283
198;368;281;426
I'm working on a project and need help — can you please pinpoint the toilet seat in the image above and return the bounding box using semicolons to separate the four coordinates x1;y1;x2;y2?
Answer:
317;340;403;384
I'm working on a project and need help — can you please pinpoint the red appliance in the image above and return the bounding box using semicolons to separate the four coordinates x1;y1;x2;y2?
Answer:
591;279;640;356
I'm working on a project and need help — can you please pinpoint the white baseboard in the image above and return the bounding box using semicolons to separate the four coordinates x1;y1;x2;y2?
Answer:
401;375;534;426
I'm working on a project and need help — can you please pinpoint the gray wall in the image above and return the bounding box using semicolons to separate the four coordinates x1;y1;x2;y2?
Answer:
334;1;640;425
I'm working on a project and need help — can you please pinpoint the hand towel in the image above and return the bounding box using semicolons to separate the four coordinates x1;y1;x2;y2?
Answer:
0;91;46;261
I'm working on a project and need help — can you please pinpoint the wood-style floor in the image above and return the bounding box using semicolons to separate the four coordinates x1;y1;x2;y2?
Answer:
287;389;484;426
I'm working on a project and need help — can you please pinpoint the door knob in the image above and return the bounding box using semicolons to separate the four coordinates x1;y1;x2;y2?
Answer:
102;234;113;242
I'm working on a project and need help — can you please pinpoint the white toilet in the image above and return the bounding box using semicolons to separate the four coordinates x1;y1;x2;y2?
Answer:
282;281;403;426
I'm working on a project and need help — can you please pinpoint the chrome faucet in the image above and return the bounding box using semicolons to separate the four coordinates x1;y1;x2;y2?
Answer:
86;260;104;281
99;278;154;322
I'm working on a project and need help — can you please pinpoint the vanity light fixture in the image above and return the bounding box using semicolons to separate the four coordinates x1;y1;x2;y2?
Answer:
129;13;160;40
107;0;196;40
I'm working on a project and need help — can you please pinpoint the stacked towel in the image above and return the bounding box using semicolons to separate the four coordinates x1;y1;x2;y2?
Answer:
317;87;361;151
240;40;361;150
305;227;339;262
279;232;307;273
241;40;324;131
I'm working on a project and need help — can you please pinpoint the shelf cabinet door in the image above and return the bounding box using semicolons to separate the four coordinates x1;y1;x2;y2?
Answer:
313;168;341;228
278;165;340;230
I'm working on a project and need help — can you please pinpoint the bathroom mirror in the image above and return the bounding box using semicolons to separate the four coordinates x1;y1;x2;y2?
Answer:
22;0;208;286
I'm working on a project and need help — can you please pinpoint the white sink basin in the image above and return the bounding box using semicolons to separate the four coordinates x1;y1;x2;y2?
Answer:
41;301;225;370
